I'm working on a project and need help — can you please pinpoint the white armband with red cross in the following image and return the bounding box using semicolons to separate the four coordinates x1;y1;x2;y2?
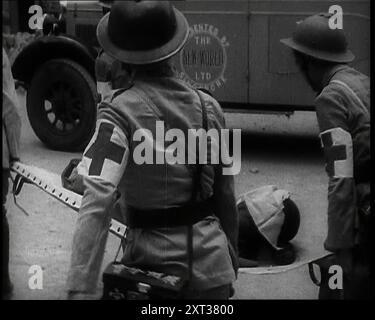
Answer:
77;119;129;186
319;127;353;178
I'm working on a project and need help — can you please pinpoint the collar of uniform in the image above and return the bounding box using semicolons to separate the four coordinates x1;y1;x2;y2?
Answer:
133;65;176;80
322;64;349;88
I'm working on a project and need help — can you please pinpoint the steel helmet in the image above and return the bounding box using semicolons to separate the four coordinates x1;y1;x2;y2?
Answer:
237;186;301;266
280;13;355;63
237;186;300;251
97;1;189;65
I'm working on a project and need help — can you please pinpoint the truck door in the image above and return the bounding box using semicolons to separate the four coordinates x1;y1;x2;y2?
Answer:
172;1;249;107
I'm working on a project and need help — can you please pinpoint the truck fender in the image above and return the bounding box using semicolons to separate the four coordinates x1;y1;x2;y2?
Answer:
12;35;97;86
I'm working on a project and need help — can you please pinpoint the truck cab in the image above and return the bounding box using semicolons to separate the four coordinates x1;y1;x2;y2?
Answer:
12;0;370;151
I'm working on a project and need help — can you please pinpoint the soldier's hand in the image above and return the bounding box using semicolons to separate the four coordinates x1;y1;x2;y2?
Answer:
10;157;21;165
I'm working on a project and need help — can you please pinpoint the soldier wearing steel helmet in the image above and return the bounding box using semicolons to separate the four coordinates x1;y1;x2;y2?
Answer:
66;1;238;300
281;13;370;299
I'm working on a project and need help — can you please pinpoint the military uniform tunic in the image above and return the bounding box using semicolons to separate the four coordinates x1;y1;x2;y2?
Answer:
315;65;370;252
66;70;237;293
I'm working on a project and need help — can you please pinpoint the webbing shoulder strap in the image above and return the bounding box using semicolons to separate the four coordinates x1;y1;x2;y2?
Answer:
110;85;134;102
190;90;209;202
330;79;370;117
186;90;209;288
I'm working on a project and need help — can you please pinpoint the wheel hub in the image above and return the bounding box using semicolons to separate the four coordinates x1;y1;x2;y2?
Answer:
45;81;82;133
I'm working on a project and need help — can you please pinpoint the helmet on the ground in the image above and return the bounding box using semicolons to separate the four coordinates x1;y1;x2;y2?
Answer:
280;13;354;63
237;186;301;256
97;0;189;65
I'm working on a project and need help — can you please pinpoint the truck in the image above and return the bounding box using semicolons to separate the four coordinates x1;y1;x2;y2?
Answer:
11;0;370;151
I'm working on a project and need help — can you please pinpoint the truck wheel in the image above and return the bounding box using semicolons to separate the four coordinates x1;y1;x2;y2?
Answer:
27;58;97;151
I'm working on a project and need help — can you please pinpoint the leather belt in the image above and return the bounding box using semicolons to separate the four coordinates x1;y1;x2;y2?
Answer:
126;198;214;229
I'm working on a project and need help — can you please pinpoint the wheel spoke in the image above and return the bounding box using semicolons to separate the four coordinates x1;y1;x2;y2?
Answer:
47;112;56;124
51;116;59;127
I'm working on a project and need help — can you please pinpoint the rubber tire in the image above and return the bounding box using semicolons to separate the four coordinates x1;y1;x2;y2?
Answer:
27;58;97;151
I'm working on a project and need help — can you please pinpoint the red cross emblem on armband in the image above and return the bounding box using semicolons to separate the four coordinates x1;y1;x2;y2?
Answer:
84;122;126;176
320;128;353;178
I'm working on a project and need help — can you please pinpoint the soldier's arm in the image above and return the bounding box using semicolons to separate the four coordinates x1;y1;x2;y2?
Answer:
207;97;239;275
3;48;22;162
212;169;239;274
315;86;357;251
66;105;130;295
317;84;370;182
3;91;22;162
